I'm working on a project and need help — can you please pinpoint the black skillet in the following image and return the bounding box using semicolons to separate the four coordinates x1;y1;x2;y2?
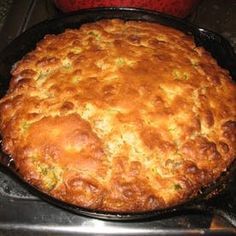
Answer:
0;8;236;224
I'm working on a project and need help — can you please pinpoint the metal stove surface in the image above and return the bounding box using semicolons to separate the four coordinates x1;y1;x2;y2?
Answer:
0;169;234;236
0;0;236;235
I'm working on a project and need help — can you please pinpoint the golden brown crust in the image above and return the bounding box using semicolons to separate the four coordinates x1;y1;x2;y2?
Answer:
0;19;235;212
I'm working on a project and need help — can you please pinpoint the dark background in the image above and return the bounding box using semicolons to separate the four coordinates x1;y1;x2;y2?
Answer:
0;0;235;51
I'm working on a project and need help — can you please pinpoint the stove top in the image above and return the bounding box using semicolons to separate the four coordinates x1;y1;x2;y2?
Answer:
0;168;235;236
0;0;235;235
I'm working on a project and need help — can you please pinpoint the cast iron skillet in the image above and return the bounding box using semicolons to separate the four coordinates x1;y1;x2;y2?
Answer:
0;8;236;224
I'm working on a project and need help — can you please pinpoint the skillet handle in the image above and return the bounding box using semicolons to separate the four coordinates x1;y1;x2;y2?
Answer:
213;207;236;228
182;190;236;227
210;174;236;227
182;163;236;227
210;189;236;227
179;202;236;228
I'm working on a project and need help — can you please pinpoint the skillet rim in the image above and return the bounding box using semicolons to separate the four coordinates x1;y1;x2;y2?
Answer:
0;7;235;220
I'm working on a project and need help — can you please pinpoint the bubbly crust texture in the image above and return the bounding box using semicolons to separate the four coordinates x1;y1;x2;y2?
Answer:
0;19;235;212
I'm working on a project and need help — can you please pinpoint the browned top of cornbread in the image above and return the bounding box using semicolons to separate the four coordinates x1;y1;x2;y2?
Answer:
0;19;235;212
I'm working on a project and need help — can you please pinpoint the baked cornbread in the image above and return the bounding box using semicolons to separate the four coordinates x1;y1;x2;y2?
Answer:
0;19;235;212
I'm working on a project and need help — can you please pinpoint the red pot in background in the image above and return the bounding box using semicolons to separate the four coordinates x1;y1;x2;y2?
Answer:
54;0;201;18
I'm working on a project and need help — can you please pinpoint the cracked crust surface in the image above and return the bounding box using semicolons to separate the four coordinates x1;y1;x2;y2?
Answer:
0;19;235;212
